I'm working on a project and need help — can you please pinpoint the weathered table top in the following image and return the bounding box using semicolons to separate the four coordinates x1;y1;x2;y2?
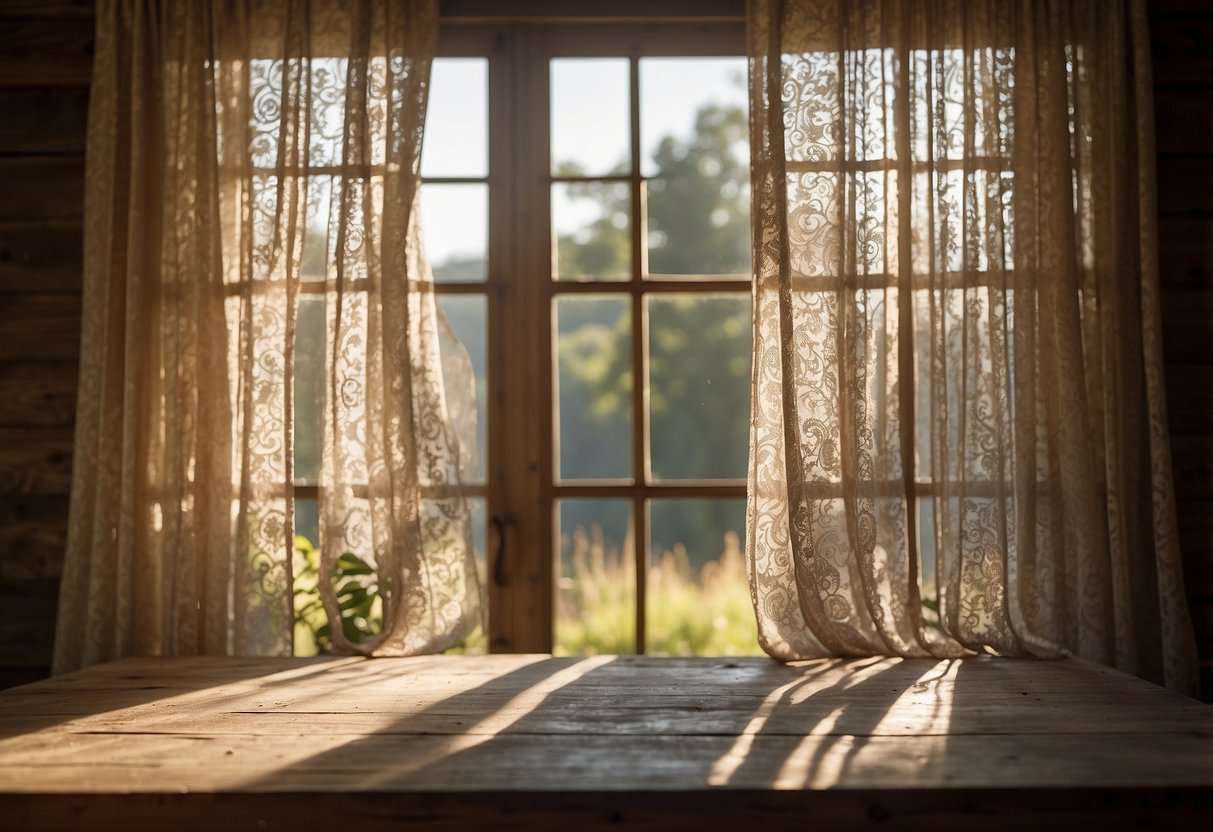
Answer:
0;654;1208;830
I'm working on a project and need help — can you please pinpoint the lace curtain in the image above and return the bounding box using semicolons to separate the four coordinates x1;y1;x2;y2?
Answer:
747;0;1198;693
54;0;480;673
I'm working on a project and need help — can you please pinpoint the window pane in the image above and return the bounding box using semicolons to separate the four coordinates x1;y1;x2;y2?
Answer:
551;58;630;176
647;294;750;481
436;294;487;484
295;496;319;547
640;57;750;276
555;499;635;655
469;495;488;654
422;183;487;283
422;58;488;178
555;295;632;480
293;295;325;483
293;496;321;656
646;498;758;656
918;497;939;633
552;182;631;281
302;177;332;282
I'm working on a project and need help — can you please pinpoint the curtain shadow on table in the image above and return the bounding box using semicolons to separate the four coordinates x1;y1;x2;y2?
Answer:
0;655;411;741
248;655;944;792
708;656;954;789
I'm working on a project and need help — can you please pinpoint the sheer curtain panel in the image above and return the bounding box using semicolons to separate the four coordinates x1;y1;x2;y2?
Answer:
747;0;1198;693
54;0;481;673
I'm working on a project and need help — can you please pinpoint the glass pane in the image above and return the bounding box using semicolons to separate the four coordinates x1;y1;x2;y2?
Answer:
301;177;331;282
293;295;325;483
646;498;759;656
552;182;631;281
551;58;630;176
555;499;635;655
436;294;487;484
640;58;750;276
554;295;632;481
462;495;489;654
913;289;934;480
918;497;939;633
293;496;321;656
647;294;750;481
469;496;487;583
422;183;487;283
295;497;319;547
422;58;488;178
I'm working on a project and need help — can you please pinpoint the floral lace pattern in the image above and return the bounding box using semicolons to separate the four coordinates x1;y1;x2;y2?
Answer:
55;0;481;672
747;0;1197;693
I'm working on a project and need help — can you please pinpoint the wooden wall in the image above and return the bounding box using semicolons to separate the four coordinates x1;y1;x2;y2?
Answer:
0;0;91;690
0;0;1209;696
1152;0;1213;700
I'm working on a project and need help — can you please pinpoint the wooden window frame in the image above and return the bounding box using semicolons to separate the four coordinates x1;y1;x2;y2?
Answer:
287;2;1016;655
430;11;750;653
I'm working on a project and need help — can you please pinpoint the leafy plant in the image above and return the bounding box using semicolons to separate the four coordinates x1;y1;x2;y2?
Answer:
293;536;383;655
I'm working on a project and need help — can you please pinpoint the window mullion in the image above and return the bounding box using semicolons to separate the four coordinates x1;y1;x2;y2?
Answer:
628;53;648;655
488;23;555;653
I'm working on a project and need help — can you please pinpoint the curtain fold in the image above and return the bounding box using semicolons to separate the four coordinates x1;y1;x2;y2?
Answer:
746;0;1197;693
55;0;480;673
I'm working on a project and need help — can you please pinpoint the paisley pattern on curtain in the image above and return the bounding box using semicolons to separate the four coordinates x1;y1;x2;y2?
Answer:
55;0;480;672
746;0;1197;693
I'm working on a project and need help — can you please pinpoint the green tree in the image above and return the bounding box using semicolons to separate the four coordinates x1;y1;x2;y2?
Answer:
646;102;749;276
557;98;752;569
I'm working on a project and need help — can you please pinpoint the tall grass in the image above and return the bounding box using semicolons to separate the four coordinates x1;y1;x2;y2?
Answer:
294;527;765;657
554;525;763;656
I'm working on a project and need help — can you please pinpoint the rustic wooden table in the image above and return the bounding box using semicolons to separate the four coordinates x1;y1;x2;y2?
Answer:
0;654;1208;830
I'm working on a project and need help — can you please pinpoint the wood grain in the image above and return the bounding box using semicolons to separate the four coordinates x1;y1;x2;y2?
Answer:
1155;88;1213;155
1151;16;1213;87
0;0;93;17
0;363;77;427
0;428;74;496
0;223;83;294
1160;288;1213;364
0;668;47;692
0;17;93;87
0;789;1209;832
0;294;81;362
1172;435;1213;501
1165;363;1213;435
0;578;56;668
0;496;69;580
0;89;88;154
1156;156;1213;216
1158;217;1213;287
1150;0;1213;13
0;655;1207;831
0;158;84;220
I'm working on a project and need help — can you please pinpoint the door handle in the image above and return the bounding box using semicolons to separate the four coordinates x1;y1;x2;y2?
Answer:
490;514;510;587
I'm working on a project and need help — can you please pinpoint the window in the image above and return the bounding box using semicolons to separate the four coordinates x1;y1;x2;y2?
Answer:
549;50;754;656
286;19;767;656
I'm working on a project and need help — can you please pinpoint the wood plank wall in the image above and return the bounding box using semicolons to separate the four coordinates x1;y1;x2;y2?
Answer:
1152;0;1213;701
0;0;91;690
0;0;1208;698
